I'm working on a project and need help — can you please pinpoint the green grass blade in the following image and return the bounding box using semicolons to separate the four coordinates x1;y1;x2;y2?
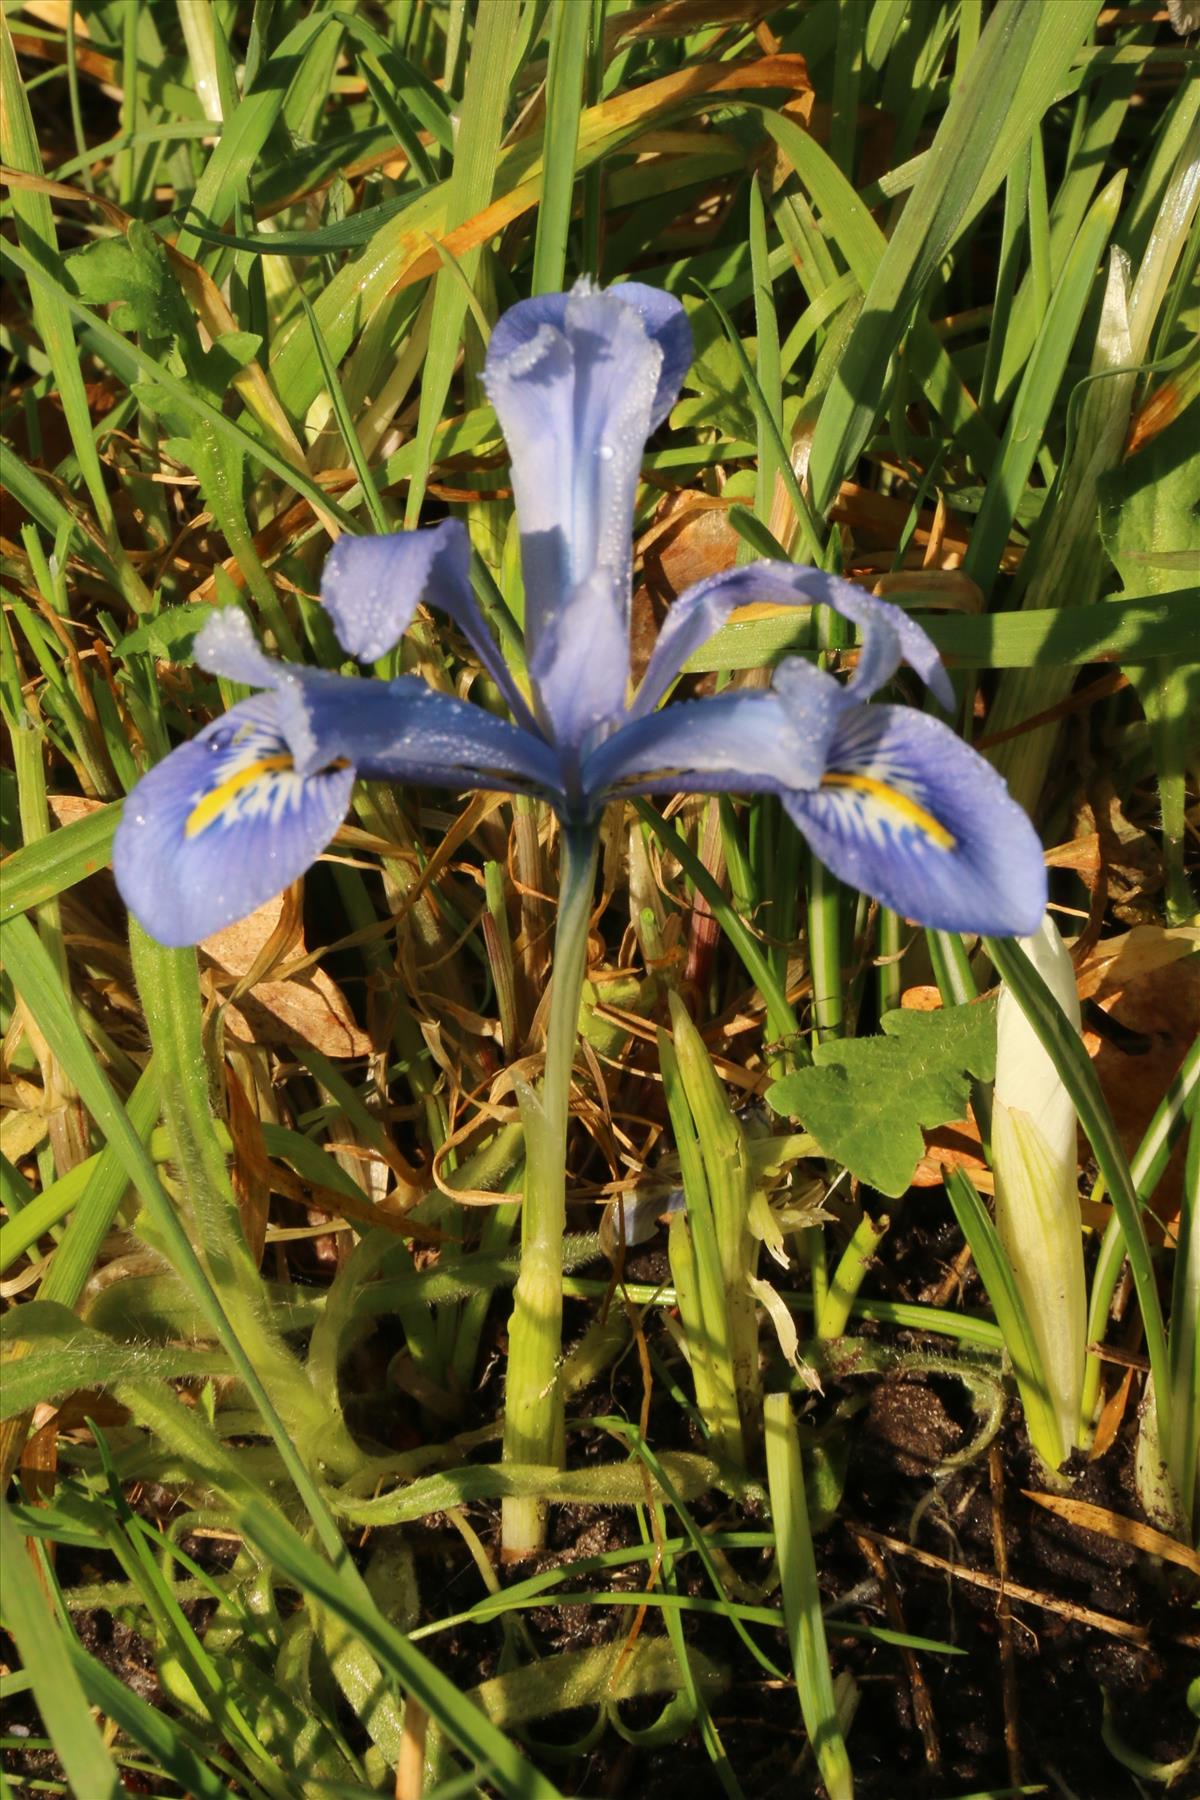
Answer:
943;1167;1062;1469
1167;1084;1199;1528
965;171;1125;595
635;802;800;1050
532;0;590;295
299;292;390;533
67;1635;232;1800
0;19;117;549
806;0;1096;511
1;913;356;1568
748;175;784;542
174;11;335;258
0;804;119;920
0;1504;123;1800
764;1391;853;1800
680;589;1200;676
234;1495;568;1800
2;236;359;533
16;1066;158;1293
405;0;519;525
695;278;824;564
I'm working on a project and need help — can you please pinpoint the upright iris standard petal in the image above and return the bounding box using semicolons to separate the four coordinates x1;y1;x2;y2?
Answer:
486;280;692;437
318;522;537;732
630;563;955;721
582;670;841;810
526;569;632;760
484;282;683;747
782;699;1047;936
112;695;356;947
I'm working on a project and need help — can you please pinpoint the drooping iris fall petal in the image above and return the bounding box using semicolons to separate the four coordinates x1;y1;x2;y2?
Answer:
112;695;356;947
582;661;842;809
781;696;1047;936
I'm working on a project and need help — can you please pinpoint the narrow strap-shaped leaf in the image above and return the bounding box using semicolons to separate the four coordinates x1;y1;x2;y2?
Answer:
173;11;336;259
943;1166;1063;1469
531;0;591;296
806;0;1098;511
0;804;118;922
764;1392;853;1800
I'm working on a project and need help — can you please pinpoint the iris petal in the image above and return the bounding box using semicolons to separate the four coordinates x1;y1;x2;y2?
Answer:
113;695;356;947
483;282;667;747
194;609;561;797
487;280;691;433
631;563;955;720
280;671;566;802
783;702;1047;936
317;522;536;731
582;681;836;812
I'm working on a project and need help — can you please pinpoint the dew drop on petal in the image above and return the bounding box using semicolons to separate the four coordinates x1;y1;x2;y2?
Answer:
597;442;615;462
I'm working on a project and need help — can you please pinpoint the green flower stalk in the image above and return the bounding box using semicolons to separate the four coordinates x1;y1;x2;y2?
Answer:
501;825;599;1557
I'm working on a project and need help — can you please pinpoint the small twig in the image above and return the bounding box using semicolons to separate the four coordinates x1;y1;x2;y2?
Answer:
850;1524;1151;1646
852;1530;941;1774
988;1443;1021;1791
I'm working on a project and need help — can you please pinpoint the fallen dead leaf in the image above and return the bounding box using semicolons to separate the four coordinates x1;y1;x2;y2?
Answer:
1078;925;1199;1223
202;896;371;1060
1089;1365;1135;1462
911;1122;991;1191
47;794;105;825
632;492;741;682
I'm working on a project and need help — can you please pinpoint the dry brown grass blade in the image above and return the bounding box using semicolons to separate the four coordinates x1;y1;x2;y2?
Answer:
1021;1490;1200;1575
389;55;812;296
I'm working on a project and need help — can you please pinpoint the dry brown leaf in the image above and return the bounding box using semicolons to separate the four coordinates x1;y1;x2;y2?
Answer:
202;896;371;1059
1078;925;1199;1222
1089;1366;1135;1462
872;570;983;612
1045;834;1102;877
911;1123;992;1191
899;984;944;1012
46;794;105;826
632;493;742;681
1022;1490;1200;1575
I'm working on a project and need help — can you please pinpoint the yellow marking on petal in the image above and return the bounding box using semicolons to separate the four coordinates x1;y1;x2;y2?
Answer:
821;772;956;849
185;753;294;838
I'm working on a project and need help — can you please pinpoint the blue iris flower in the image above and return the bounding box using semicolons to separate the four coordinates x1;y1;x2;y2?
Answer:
114;281;1045;948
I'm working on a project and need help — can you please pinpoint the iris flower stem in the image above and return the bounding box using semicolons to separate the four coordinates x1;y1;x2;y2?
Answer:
807;849;843;1044
501;823;599;1558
